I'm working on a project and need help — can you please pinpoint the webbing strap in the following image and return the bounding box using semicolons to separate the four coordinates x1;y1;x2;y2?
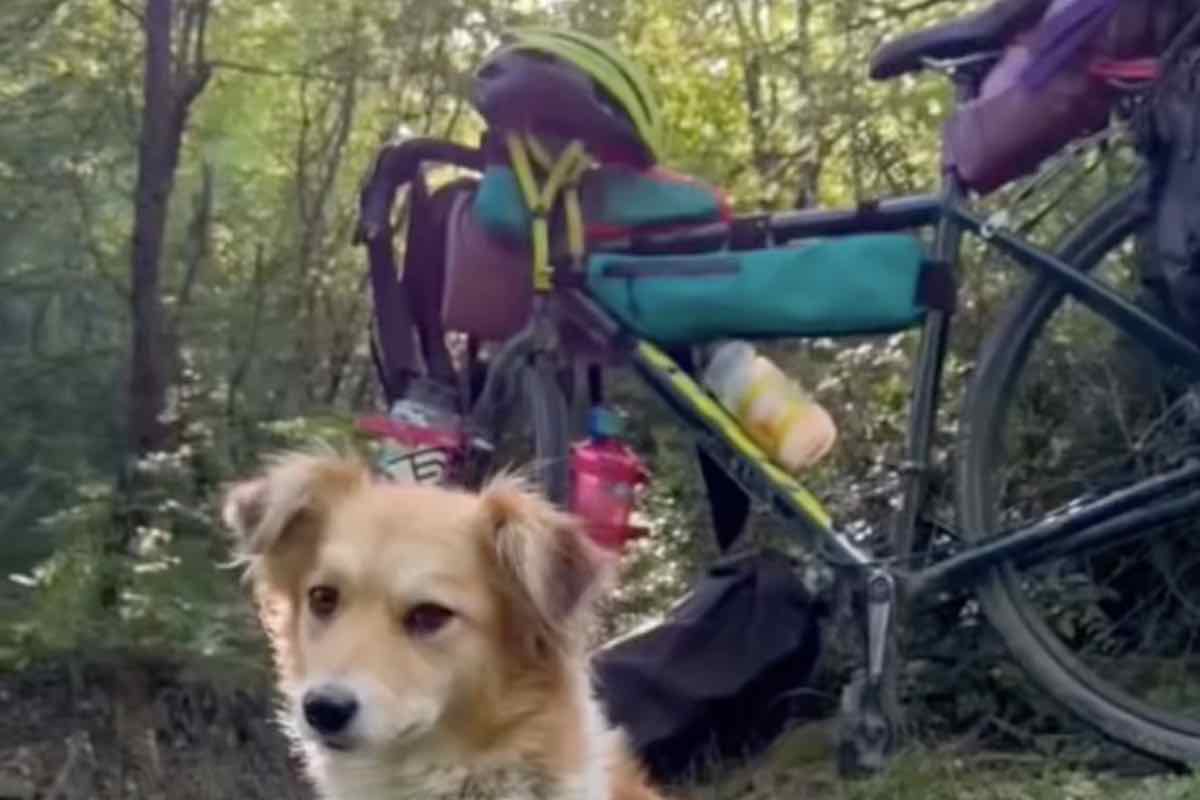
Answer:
504;133;591;291
564;183;586;261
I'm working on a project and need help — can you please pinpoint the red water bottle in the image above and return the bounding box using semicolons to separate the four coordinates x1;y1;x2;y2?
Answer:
569;407;648;554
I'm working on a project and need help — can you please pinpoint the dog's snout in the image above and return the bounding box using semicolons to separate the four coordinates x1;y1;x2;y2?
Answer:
303;686;359;736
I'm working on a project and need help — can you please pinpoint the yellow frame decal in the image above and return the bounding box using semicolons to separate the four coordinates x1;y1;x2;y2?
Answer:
636;340;833;529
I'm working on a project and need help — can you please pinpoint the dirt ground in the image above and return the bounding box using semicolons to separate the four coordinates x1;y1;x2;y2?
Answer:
3;655;1196;800
0;656;312;800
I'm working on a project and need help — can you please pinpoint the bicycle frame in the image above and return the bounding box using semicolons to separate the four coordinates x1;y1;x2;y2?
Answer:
476;143;1200;608
558;264;1200;604
351;14;1200;768
342;33;1200;775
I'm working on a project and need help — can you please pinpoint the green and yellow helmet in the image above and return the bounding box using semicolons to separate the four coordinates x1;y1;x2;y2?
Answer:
472;27;664;167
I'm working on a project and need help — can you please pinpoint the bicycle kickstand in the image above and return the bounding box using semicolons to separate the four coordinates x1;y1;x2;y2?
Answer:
837;568;900;777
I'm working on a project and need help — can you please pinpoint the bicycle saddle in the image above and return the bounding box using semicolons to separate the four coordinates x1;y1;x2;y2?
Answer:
869;0;1052;80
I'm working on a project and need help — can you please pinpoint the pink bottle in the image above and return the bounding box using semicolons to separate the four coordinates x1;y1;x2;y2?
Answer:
569;408;648;554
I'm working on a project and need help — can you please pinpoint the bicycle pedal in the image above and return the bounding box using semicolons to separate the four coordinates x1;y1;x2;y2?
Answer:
836;670;898;778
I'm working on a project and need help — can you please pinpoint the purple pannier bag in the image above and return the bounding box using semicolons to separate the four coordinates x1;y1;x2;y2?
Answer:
441;191;533;341
944;0;1169;194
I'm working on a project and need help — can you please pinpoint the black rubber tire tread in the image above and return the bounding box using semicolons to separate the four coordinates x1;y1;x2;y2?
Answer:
518;362;571;506
956;183;1200;765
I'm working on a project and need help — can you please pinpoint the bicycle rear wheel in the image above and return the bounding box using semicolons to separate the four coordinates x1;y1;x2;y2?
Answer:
471;358;571;505
957;180;1200;764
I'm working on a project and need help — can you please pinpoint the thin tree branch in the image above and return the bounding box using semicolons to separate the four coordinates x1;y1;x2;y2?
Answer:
208;58;396;85
194;0;209;70
110;0;143;23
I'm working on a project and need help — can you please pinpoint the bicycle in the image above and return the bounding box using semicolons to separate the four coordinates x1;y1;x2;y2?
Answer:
355;4;1200;774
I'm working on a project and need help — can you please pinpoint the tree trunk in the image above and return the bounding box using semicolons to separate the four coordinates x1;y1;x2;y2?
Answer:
289;71;359;408
127;0;211;458
127;0;174;456
108;0;211;610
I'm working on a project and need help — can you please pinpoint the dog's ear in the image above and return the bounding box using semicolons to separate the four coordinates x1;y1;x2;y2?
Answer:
222;450;368;569
481;475;612;643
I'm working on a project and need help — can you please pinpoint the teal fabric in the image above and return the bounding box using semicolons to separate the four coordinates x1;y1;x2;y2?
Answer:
473;167;531;242
588;168;723;231
585;235;929;344
472;165;723;243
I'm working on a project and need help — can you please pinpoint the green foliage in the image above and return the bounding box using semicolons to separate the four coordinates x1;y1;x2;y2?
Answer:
2;489;111;665
599;378;723;636
0;451;266;677
0;0;1182;779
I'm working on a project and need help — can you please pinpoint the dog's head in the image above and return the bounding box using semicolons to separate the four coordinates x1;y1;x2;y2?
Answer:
223;450;610;758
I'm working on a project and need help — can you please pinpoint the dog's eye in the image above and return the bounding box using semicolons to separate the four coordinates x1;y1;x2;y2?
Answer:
404;603;454;637
308;585;340;618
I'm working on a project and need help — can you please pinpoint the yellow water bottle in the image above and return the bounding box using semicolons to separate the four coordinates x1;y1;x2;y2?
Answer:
702;341;837;473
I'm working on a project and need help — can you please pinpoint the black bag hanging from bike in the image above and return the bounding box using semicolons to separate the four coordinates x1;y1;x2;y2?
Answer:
1139;21;1200;344
590;549;826;785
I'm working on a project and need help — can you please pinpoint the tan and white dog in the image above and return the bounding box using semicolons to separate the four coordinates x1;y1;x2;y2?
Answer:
222;450;666;800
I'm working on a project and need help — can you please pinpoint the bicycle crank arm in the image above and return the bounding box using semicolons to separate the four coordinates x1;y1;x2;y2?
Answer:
838;569;900;777
866;571;895;684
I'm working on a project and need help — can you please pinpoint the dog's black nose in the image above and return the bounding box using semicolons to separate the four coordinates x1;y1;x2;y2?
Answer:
303;686;359;735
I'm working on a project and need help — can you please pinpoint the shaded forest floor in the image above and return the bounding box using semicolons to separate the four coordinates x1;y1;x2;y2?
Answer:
3;654;1200;800
0;656;311;800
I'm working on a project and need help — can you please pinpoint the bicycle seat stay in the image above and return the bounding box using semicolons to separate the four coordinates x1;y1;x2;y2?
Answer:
869;0;1051;80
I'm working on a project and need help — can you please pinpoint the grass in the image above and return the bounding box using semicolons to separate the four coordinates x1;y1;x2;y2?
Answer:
699;752;1200;800
811;760;1200;800
6;645;1200;798
684;721;1200;800
6;505;1200;799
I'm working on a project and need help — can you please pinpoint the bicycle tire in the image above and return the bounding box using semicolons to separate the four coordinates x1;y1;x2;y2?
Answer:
479;360;571;506
523;362;571;505
956;180;1200;764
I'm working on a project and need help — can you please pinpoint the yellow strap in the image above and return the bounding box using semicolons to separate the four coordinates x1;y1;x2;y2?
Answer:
532;220;550;289
505;133;542;213
526;135;555;171
564;184;585;266
504;133;592;291
537;138;588;208
505;134;551;291
537;137;590;267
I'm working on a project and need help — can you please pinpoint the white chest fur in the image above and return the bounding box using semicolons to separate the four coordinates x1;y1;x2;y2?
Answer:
313;760;606;800
321;762;549;800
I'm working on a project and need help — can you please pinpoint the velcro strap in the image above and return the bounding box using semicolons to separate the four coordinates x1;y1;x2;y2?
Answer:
916;260;958;315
